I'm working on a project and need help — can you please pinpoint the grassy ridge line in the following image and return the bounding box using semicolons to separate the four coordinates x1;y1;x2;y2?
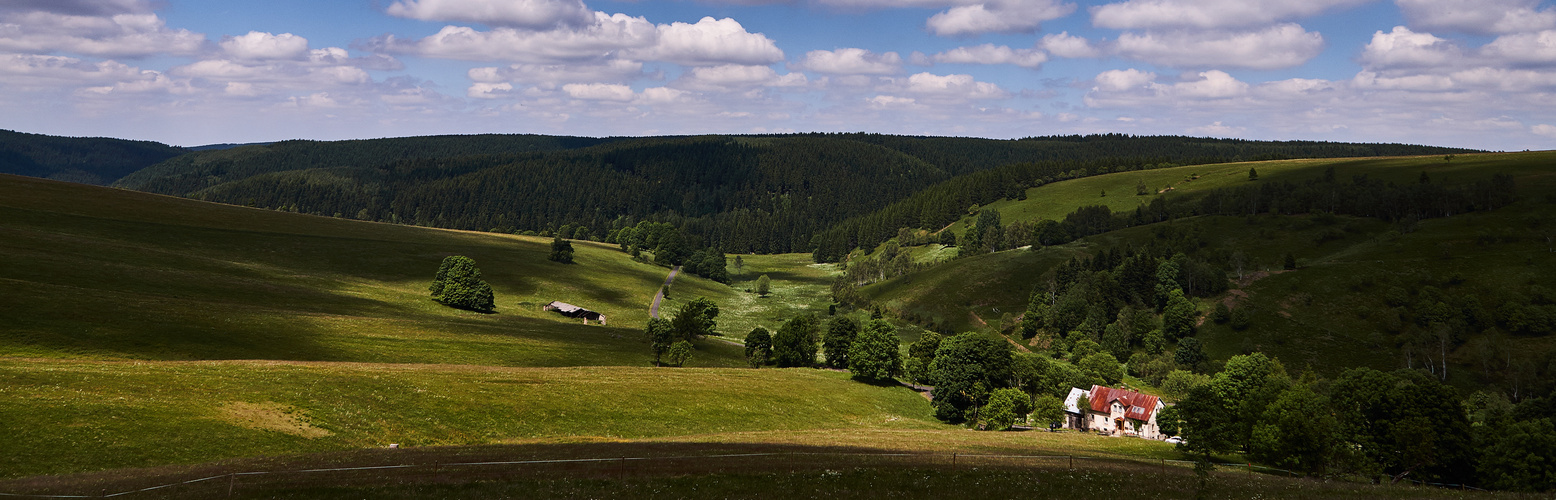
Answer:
0;173;739;363
948;152;1555;236
0;359;939;478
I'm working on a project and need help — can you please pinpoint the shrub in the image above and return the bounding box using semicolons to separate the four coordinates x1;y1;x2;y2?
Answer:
666;340;693;367
429;256;496;313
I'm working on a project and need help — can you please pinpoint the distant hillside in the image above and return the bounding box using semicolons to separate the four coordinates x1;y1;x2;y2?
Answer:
856;151;1556;391
113;132;1476;255
0;129;185;185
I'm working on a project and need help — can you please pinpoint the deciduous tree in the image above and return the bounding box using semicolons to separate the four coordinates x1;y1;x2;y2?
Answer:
429;255;496;313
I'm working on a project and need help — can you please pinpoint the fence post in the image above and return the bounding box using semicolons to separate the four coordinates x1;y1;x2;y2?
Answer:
227;473;235;498
1160;459;1165;475
952;453;957;468
1068;455;1073;470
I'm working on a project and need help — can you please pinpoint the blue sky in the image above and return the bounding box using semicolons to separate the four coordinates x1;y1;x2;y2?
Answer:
2;0;1554;150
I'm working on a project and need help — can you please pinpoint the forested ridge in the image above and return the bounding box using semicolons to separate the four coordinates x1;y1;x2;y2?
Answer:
0;129;185;185
108;131;1474;254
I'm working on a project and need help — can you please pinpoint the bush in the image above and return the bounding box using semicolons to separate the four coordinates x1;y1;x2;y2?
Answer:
549;237;574;263
1230;306;1252;331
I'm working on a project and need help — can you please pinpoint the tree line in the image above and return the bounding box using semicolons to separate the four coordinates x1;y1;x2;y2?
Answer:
100;131;1471;259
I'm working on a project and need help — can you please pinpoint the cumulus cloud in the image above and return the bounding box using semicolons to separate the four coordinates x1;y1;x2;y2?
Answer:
221;32;309;60
1532;123;1556;138
1041;32;1103;58
792;48;902;74
930;44;1047;68
627;17;784;66
385;0;595;29
1094;68;1155;91
1359;26;1459;69
1114;23;1324;69
894;72;1009;99
0;11;206;57
1091;0;1371;30
1397;0;1556;35
926;0;1076;36
368;14;780;67
1480;30;1556;66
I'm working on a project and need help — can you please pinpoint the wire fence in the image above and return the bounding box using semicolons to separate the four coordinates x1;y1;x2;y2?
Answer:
0;451;1489;498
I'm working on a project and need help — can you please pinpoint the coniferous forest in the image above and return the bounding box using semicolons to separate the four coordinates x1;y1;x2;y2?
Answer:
105;132;1473;255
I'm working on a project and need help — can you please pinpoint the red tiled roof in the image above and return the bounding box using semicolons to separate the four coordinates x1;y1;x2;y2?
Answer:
1088;385;1161;422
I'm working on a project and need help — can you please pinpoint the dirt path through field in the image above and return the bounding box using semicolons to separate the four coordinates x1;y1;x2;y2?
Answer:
649;266;680;319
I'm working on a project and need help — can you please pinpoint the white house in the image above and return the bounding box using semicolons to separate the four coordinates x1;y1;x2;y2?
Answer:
1059;385;1167;440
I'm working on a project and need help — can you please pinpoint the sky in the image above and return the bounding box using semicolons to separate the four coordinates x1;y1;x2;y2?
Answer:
2;0;1555;150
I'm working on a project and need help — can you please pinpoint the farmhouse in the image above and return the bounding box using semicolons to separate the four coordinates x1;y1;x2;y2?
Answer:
543;301;607;325
1060;385;1166;440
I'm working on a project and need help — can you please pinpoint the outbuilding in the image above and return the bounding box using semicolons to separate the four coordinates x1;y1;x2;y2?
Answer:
543;301;607;325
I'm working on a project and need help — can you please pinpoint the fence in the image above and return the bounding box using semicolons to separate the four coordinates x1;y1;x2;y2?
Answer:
0;451;1487;498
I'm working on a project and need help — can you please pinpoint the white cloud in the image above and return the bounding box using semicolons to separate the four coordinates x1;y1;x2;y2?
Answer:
385;0;595;29
1397;0;1556;35
0;11;206;57
867;95;923;110
926;0;1076;36
1091;0;1371;29
626;17;784;66
562;82;636;101
897;72;1009;99
467;82;513;98
364;13;656;63
1114;23;1324;69
1480;30;1556;66
930;44;1047;68
469;59;645;88
1359;26;1459;69
1094;68;1155;91
0;53;151;89
369;14;780;67
1174;70;1249;98
674;64;807;91
1532;123;1556;138
1041;32;1102;58
792;48;902;74
221;31;309;60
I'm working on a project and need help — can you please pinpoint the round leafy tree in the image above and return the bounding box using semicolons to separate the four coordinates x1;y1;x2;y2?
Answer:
429;255;495;312
549;236;575;263
847;320;902;382
745;327;773;367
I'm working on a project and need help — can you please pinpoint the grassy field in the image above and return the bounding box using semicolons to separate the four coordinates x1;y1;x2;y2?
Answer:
0;173;745;365
0;358;939;478
656;253;841;341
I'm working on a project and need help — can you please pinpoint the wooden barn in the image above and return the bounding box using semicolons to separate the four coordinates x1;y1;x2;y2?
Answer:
543;301;607;325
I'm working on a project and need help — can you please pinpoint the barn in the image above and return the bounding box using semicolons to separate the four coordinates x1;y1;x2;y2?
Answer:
543;301;607;325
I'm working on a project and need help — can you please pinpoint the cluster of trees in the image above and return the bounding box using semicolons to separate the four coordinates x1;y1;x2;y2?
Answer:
428;256;495;313
738;315;903;382
643;297;720;366
0;129;186;185
612;220;730;282
1170;353;1556;492
1018;248;1226;362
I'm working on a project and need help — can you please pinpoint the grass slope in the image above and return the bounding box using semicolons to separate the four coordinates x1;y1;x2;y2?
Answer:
0;174;737;366
0;359;937;478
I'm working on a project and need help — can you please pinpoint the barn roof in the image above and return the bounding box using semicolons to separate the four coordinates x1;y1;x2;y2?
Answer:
1088;385;1161;422
547;301;585;314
